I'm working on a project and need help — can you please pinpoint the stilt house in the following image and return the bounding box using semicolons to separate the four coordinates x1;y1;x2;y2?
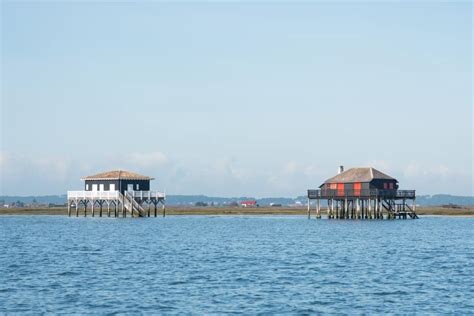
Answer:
307;166;417;219
67;170;165;218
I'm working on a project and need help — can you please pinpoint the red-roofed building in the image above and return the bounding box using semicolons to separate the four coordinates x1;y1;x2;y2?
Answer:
240;200;257;207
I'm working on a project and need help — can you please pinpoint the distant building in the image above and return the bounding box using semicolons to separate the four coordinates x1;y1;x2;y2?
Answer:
240;200;257;207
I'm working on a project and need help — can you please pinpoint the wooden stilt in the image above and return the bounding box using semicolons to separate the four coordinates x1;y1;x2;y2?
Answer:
356;199;360;219
345;199;348;219
122;196;126;217
317;198;321;219
91;200;95;217
307;198;311;219
368;198;371;219
68;201;71;217
162;204;166;217
75;201;79;217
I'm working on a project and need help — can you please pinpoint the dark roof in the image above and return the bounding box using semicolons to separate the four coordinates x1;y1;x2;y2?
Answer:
322;167;396;184
81;170;154;181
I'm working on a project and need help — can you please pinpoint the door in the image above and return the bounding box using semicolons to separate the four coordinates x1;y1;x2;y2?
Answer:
99;184;104;191
110;184;116;191
92;184;98;191
127;184;134;192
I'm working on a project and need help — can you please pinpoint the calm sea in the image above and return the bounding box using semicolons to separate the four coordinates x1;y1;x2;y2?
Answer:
0;215;473;314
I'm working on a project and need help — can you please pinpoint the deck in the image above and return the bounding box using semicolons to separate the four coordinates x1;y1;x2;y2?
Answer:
67;190;165;200
67;190;166;218
307;189;415;199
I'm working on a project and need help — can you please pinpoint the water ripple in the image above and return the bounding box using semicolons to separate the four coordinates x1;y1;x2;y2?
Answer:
0;215;473;314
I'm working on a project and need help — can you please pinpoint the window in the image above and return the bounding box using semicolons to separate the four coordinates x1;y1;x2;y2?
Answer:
110;184;115;191
136;184;140;190
383;183;388;189
389;183;394;189
86;184;89;190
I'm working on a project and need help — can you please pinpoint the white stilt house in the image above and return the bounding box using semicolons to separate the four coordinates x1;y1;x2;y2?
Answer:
67;170;166;218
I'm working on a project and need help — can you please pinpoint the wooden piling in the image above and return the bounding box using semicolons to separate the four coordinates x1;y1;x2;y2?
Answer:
307;198;311;219
317;198;321;219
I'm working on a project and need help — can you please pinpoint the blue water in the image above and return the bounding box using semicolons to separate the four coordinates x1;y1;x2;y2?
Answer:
0;216;473;314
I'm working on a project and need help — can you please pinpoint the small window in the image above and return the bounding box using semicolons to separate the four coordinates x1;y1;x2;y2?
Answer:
389;183;394;189
86;184;89;190
136;184;140;190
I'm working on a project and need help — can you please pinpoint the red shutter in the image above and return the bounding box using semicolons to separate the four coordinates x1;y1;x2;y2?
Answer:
354;183;361;196
337;183;344;196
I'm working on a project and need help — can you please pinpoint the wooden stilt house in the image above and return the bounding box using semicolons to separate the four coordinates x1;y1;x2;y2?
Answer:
67;170;166;218
307;166;417;219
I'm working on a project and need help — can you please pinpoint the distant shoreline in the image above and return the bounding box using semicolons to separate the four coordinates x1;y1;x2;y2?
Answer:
0;206;473;216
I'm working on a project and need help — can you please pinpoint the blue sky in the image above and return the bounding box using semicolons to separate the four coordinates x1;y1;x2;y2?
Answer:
1;2;472;196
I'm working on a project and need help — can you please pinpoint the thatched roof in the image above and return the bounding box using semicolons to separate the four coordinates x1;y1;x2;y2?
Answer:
322;167;396;184
81;170;154;181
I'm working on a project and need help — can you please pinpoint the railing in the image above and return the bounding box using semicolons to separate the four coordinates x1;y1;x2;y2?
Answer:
67;191;120;199
67;190;165;200
307;189;415;199
124;191;146;217
126;190;166;199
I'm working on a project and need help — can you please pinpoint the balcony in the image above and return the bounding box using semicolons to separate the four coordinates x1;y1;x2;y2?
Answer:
67;190;165;200
307;189;415;199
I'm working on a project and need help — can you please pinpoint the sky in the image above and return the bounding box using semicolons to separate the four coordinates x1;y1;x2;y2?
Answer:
0;1;472;197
